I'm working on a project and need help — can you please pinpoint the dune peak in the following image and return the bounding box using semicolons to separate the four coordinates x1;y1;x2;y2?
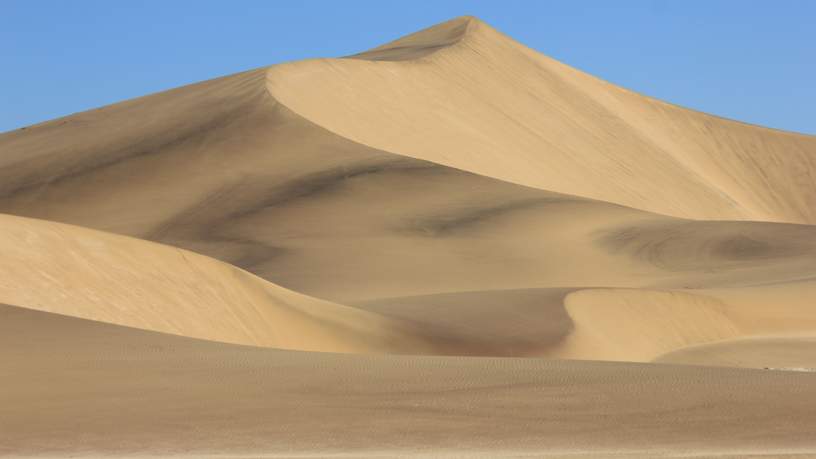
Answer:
348;15;479;61
267;17;816;224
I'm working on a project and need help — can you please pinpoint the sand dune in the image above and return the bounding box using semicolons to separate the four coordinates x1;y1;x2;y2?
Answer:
0;213;439;354
269;17;816;224
7;210;813;363
2;18;815;298
555;285;816;363
1;14;816;457
657;335;816;369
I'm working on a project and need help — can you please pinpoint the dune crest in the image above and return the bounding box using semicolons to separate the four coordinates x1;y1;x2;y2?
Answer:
349;15;473;61
553;286;816;365
268;16;816;224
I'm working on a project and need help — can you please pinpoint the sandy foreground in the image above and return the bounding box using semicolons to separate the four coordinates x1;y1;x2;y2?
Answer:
3;303;816;458
1;16;816;457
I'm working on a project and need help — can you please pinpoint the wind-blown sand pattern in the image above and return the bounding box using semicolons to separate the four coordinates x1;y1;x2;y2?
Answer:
1;16;815;457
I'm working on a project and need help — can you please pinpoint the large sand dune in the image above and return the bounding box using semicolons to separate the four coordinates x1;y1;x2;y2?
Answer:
271;17;816;224
1;15;815;457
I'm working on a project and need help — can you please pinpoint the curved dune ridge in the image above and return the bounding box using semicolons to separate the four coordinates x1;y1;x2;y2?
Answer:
268;16;816;224
0;214;440;354
2;15;816;456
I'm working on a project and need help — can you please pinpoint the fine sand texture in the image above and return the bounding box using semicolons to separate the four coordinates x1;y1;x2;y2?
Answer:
4;303;816;458
1;15;816;457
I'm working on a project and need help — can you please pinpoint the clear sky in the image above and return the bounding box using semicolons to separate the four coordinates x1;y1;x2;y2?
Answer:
2;0;814;134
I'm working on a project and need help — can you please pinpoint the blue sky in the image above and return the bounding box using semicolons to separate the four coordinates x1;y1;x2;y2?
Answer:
2;1;814;134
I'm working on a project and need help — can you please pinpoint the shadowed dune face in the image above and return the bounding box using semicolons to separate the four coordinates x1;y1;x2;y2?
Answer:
353;288;576;357
2;14;816;457
595;220;816;282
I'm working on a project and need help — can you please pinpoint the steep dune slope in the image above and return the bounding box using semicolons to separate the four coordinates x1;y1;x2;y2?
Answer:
4;303;816;457
269;16;816;224
0;213;437;354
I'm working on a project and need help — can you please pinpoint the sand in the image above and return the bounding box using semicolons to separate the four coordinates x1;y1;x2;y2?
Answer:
4;303;816;458
1;15;815;457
